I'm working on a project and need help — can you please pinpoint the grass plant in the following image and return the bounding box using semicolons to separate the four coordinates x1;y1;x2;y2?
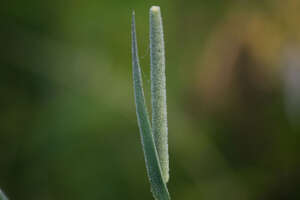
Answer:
131;6;170;200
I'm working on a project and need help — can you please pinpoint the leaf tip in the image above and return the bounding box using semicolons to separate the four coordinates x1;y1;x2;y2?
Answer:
150;6;160;13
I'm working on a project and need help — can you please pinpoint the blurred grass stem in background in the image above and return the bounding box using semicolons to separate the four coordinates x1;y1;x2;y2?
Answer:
0;189;8;200
131;6;170;200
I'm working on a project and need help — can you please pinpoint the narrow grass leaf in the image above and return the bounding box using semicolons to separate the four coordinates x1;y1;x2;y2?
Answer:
132;11;170;200
150;6;169;183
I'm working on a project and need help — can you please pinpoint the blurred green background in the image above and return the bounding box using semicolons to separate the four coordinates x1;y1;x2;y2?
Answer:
1;0;300;199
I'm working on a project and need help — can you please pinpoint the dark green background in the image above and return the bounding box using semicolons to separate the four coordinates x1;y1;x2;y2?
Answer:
1;0;300;199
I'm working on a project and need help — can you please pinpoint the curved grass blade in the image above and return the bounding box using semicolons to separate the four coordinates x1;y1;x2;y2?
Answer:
149;6;169;183
0;189;8;200
131;11;170;200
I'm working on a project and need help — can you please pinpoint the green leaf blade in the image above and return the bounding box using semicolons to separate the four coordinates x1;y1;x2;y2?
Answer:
150;6;169;183
131;11;170;200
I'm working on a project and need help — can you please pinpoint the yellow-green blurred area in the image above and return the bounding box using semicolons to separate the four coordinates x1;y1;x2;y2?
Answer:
1;0;300;199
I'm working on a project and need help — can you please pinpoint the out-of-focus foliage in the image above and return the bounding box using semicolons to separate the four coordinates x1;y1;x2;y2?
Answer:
0;189;8;200
0;0;300;200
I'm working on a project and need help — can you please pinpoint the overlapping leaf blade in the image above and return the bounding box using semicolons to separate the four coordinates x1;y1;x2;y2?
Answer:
150;6;169;183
